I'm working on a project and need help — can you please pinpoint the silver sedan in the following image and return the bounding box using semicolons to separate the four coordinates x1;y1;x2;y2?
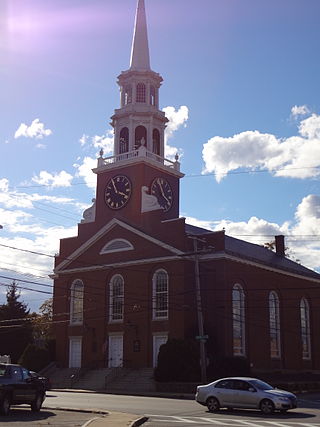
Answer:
195;377;297;415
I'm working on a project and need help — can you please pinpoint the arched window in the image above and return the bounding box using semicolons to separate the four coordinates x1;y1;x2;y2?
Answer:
232;284;245;356
150;85;156;105
109;275;124;322
300;298;311;360
119;127;129;154
152;269;168;320
152;129;160;155
124;85;132;105
135;125;147;149
269;291;281;358
100;238;133;254
70;279;84;324
136;83;146;103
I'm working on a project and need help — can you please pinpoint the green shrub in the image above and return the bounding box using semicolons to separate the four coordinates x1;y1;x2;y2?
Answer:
154;338;200;382
18;341;55;372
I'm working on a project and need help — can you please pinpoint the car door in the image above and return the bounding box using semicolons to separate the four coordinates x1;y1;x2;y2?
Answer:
233;380;260;408
22;368;37;402
9;366;27;403
214;379;235;406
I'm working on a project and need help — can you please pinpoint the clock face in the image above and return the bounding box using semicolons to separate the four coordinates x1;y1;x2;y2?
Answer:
151;177;173;212
105;175;132;210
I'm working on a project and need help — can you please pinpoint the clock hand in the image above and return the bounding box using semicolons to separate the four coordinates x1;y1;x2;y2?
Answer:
117;191;127;197
111;179;118;194
158;181;170;203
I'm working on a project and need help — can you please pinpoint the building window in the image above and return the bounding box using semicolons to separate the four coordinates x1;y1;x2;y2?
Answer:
135;125;147;149
70;279;84;324
124;85;132;105
109;275;124;322
100;239;133;255
269;291;281;358
300;298;311;360
152;269;168;320
150;85;156;105
232;284;245;356
119;127;129;154
136;83;146;103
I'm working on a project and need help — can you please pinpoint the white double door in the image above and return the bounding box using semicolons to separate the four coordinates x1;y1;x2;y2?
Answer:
108;335;123;367
69;337;82;368
153;334;168;367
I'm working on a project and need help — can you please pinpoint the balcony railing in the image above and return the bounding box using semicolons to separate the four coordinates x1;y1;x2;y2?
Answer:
97;147;180;171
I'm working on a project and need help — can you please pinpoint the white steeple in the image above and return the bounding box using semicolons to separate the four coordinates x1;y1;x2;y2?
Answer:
130;0;150;71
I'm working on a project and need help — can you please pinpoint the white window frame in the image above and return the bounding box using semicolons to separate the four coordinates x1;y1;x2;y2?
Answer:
269;291;281;359
152;269;168;320
232;283;245;356
109;274;124;323
70;279;84;325
300;297;311;360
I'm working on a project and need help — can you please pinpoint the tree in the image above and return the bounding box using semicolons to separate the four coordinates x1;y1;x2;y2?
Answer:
32;298;53;344
0;281;33;363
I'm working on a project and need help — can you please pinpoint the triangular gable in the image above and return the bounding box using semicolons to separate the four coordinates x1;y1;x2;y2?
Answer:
54;218;184;272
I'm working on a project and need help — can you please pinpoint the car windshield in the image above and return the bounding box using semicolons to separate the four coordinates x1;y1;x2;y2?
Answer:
249;379;274;390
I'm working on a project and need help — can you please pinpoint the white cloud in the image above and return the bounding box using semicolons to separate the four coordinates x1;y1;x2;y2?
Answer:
202;111;320;182
185;194;320;272
79;130;114;155
0;178;9;192
163;105;188;160
291;105;310;118
74;156;97;190
32;170;73;188
14;119;52;140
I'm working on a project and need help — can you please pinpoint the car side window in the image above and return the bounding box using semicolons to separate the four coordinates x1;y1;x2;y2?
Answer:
10;366;23;381
22;368;31;380
215;380;233;389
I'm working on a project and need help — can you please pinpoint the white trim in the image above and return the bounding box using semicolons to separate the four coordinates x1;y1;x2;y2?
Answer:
100;238;134;255
55;218;184;272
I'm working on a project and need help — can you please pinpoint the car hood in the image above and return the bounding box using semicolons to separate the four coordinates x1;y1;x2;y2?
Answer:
264;389;295;398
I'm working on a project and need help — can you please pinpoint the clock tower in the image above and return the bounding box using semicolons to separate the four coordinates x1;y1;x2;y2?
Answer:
89;0;184;229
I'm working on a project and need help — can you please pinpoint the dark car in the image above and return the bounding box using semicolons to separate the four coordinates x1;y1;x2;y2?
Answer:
196;377;297;415
0;363;46;415
30;371;51;391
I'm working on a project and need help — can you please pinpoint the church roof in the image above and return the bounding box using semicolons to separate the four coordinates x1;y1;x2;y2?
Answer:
130;0;151;71
185;223;320;281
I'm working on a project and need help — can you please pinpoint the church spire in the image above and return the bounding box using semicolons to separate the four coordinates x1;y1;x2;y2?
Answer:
130;0;150;71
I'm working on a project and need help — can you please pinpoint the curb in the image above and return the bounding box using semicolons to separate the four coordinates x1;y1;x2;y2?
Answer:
42;406;109;415
131;416;149;427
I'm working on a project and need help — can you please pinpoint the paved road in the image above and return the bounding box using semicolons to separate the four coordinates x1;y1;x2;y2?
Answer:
0;407;101;426
43;390;320;427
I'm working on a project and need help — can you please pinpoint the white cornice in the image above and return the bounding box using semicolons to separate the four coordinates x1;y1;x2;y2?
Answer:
54;250;320;284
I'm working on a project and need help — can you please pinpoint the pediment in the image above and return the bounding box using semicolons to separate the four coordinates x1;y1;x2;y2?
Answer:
54;218;183;274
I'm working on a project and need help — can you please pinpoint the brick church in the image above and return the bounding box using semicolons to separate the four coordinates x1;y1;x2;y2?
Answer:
53;0;320;376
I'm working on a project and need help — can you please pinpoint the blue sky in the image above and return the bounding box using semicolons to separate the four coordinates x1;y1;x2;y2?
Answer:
0;0;319;312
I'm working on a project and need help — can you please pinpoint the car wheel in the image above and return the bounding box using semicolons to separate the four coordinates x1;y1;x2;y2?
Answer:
207;396;220;412
31;393;44;412
0;395;11;416
260;399;275;415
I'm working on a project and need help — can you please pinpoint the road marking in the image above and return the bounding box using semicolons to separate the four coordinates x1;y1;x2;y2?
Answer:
145;415;320;426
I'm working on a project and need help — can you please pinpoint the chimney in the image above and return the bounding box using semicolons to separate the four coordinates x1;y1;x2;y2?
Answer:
275;235;285;256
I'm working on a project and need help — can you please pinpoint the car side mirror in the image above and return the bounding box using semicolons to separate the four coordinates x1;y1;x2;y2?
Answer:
26;377;33;383
248;387;255;392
